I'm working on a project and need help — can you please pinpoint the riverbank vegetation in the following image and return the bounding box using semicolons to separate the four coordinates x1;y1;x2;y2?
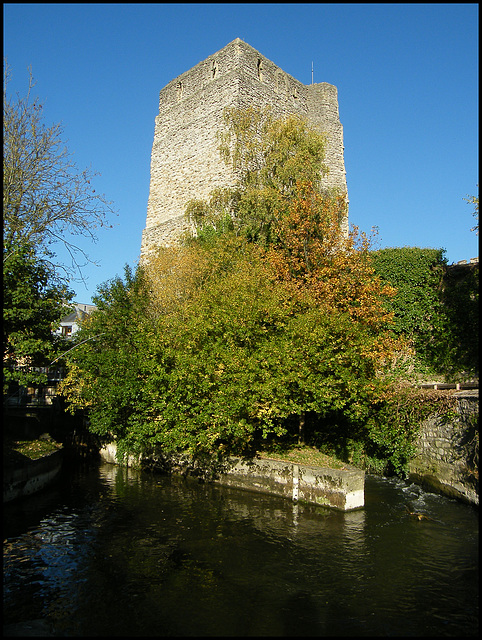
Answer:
370;247;478;381
57;107;478;476
4;72;477;479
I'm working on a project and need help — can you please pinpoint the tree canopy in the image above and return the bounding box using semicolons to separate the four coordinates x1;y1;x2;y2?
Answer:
371;247;478;379
3;62;114;278
60;108;414;472
3;238;73;391
3;63;114;388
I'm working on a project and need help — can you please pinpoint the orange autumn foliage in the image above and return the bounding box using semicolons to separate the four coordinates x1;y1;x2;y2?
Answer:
264;181;406;367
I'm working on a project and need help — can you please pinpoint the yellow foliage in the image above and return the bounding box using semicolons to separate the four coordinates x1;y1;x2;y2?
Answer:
57;361;93;411
143;245;210;319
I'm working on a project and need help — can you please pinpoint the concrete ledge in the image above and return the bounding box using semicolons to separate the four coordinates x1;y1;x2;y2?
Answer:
3;450;63;503
98;442;141;467
99;444;364;511
216;457;364;511
408;454;478;506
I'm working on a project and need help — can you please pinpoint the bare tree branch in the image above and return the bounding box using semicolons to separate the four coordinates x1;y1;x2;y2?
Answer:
3;61;116;280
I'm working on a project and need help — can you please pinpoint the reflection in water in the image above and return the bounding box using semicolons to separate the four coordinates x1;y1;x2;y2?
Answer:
3;460;478;637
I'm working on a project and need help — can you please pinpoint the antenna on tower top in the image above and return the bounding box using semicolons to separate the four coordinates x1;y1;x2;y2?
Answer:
311;61;313;84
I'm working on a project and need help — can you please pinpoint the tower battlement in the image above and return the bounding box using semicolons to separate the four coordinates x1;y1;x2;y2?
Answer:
141;38;348;259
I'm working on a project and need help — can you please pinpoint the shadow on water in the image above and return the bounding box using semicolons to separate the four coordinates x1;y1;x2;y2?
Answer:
3;459;479;637
281;590;326;637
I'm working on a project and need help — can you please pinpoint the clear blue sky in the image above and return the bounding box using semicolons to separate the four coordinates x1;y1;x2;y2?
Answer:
4;3;479;304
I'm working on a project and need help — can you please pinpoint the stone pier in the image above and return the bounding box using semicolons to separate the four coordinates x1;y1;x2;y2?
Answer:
99;443;364;511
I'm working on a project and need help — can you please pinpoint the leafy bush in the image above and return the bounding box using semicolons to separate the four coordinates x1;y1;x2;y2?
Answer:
61;110;467;475
370;247;478;379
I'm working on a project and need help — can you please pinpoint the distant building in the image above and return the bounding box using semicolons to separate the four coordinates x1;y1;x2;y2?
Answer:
55;303;97;339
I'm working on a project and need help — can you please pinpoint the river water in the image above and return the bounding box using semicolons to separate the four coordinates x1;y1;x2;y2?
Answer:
3;458;478;637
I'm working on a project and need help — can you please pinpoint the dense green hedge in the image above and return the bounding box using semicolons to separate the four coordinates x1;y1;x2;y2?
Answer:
370;247;478;379
439;260;479;377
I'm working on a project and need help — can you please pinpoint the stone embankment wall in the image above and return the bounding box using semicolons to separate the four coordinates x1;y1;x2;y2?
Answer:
409;390;478;505
99;443;364;511
3;450;63;503
141;38;348;260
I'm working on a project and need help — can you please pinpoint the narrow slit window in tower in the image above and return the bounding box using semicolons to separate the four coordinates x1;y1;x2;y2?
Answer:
176;81;184;102
257;58;264;82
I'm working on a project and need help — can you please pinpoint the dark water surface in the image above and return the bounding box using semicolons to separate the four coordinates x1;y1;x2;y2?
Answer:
3;459;478;636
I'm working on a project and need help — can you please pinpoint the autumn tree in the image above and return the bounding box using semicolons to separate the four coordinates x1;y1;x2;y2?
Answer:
184;108;410;451
186;107;403;371
158;111;403;455
3;62;114;386
143;243;211;320
3;62;114;277
61;108;413;472
148;238;395;457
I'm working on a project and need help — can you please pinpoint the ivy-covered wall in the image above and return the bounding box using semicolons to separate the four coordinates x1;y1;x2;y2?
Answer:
440;260;479;377
408;390;478;505
370;247;478;379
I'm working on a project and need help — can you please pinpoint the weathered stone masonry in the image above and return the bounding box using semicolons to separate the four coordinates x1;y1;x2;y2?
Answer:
409;391;478;505
99;443;365;511
141;38;348;260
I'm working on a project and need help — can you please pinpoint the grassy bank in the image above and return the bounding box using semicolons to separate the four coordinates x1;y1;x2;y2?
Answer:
258;445;348;469
3;435;349;472
4;435;62;465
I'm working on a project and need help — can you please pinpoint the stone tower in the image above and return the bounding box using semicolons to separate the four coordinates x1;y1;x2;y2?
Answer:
141;38;348;260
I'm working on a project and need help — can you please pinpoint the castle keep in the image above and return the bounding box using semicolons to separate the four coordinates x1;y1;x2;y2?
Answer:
141;38;348;259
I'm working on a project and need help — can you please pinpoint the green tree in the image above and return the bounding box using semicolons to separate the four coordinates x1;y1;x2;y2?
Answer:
3;62;114;388
3;238;73;391
58;265;156;458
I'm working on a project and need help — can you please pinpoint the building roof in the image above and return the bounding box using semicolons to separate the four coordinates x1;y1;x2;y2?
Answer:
59;304;95;325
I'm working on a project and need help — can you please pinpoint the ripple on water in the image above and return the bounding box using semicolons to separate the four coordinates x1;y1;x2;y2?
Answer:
3;462;478;637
